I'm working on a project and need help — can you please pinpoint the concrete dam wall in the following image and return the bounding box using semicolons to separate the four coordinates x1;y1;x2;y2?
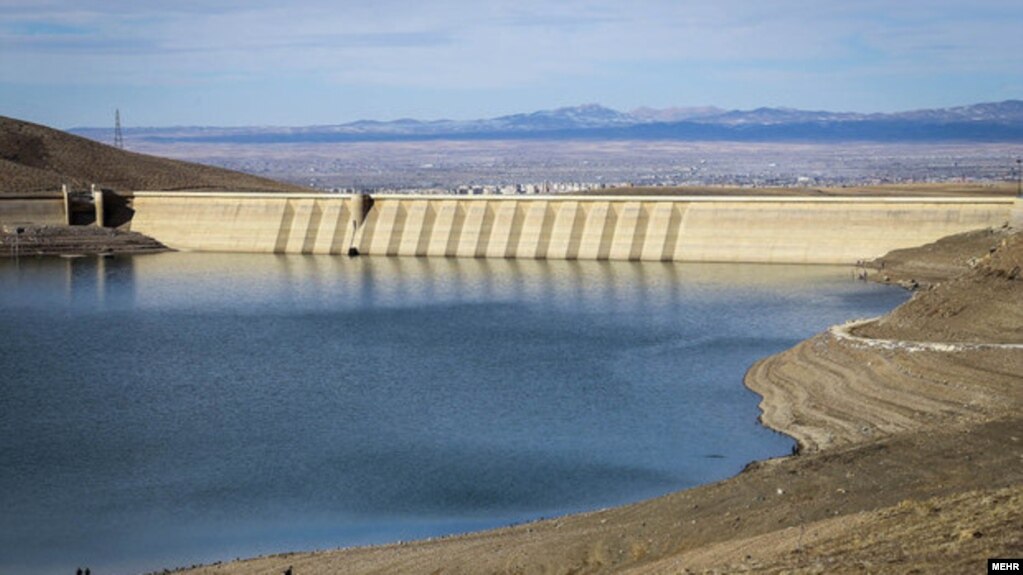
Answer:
0;187;124;227
130;192;1016;264
0;194;67;227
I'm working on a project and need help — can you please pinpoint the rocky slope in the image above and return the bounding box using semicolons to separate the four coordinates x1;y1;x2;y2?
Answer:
1;115;308;194
0;224;167;257
860;231;1022;343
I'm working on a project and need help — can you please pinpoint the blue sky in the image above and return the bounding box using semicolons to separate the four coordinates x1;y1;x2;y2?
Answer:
1;0;1021;128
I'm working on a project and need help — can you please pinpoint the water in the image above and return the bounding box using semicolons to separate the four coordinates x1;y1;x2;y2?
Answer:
0;253;906;574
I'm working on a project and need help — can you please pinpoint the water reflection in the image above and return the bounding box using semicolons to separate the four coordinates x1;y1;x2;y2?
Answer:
96;252;867;314
1;252;881;328
0;255;137;310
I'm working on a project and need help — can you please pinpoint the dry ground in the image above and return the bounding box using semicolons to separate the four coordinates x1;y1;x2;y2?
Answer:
860;229;1023;343
1;116;308;194
865;226;1014;287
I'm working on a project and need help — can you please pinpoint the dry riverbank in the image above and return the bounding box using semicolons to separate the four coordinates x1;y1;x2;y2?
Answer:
171;228;1023;575
859;229;1022;344
863;225;1014;288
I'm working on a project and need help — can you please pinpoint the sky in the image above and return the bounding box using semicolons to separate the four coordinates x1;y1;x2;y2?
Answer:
1;0;1022;128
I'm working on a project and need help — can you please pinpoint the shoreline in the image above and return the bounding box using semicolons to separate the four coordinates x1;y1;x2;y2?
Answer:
166;227;1022;573
832;318;1023;351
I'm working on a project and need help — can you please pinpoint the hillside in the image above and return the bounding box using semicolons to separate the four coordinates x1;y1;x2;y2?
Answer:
0;116;308;194
859;229;1023;343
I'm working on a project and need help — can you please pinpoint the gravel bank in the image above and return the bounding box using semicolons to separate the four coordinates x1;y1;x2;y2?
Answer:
0;224;168;257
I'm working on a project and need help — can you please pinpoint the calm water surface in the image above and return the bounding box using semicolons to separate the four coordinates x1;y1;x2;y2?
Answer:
0;253;906;574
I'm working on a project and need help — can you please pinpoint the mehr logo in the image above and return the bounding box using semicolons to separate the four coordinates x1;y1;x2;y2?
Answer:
989;559;1022;573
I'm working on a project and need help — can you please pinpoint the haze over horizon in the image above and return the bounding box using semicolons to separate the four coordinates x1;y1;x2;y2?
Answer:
2;1;1021;129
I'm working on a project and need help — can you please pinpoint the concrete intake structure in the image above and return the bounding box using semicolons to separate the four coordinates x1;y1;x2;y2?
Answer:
0;194;67;227
130;192;1019;264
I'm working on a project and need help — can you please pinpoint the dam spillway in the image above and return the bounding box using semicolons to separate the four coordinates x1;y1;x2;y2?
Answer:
128;192;1018;264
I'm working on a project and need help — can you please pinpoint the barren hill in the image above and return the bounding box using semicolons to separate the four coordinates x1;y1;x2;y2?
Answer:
860;229;1023;343
0;116;308;194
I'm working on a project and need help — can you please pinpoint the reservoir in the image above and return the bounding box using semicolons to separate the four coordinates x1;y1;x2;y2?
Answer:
0;253;906;574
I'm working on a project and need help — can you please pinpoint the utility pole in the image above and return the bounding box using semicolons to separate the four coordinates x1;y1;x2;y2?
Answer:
114;109;124;149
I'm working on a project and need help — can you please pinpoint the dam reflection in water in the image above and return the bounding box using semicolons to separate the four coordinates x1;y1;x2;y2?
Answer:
6;253;869;314
122;252;862;312
0;253;906;575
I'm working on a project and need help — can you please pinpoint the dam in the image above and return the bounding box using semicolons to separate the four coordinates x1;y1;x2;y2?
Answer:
127;192;1019;264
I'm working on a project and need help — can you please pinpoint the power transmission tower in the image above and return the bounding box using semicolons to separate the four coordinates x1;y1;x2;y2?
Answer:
114;109;124;149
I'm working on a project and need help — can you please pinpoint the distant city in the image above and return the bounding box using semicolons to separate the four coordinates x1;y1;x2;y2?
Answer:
121;139;1023;195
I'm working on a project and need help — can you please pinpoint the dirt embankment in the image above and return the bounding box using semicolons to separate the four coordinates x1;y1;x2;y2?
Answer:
0;224;167;257
863;226;1014;288
1;115;309;194
169;230;1023;575
751;228;1023;452
858;230;1023;344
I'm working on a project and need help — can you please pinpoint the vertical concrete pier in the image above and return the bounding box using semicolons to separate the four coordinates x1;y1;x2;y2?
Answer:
61;185;72;226
91;184;105;228
348;193;369;255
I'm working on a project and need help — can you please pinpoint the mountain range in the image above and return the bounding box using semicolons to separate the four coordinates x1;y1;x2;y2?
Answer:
71;100;1023;144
